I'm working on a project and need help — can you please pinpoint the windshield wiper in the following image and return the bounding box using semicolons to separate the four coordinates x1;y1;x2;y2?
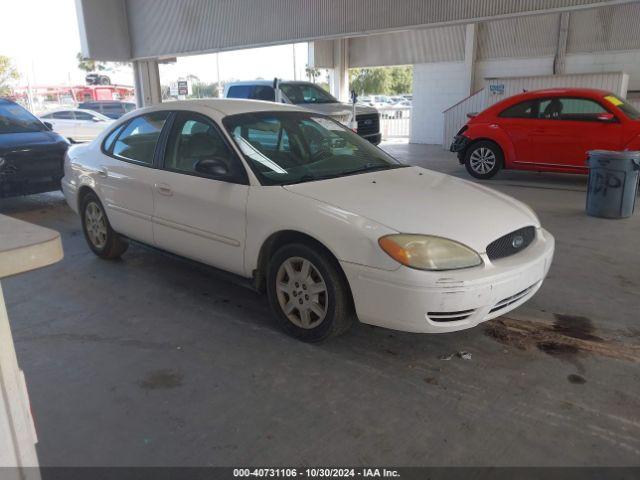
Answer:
338;163;403;176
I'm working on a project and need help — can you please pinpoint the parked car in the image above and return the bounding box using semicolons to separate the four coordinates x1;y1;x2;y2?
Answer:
39;108;113;143
78;100;136;120
224;80;382;145
450;88;640;179
85;73;111;85
0;99;68;198
62;99;554;341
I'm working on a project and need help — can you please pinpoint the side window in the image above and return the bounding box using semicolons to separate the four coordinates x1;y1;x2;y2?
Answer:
499;100;537;119
112;112;169;164
75;111;95;121
250;86;275;101
539;97;607;121
164;113;245;182
53;111;75;120
227;86;252;99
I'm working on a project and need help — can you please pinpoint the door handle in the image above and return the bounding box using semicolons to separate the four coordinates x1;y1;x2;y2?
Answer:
96;167;108;178
155;183;173;196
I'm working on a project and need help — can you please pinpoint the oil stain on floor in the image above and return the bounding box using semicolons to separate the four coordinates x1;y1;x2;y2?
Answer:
484;312;640;363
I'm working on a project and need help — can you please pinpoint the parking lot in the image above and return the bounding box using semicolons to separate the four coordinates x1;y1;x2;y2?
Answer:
2;143;639;467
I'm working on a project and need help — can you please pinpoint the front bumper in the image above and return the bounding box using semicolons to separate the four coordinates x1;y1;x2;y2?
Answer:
341;228;555;334
450;135;470;162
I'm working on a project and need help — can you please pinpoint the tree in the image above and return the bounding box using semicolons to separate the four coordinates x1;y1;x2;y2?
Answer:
305;65;321;82
189;82;221;99
348;66;413;95
0;56;19;97
76;52;131;73
349;68;390;96
389;66;412;95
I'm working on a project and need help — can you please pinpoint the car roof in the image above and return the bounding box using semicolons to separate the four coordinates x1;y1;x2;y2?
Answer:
131;98;306;117
79;100;133;105
226;80;315;87
513;88;613;99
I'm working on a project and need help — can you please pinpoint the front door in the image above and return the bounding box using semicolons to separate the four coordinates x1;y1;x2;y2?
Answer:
527;97;622;171
152;112;249;276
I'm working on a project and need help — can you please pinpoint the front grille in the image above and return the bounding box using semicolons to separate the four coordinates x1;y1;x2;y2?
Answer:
486;226;536;260
356;113;380;136
428;309;476;322
489;282;539;313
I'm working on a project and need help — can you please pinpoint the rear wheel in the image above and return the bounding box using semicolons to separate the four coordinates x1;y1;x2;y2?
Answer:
465;141;503;179
80;192;128;259
267;243;354;342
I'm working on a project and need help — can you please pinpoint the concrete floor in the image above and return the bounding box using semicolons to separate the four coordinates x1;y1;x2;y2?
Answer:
1;143;639;467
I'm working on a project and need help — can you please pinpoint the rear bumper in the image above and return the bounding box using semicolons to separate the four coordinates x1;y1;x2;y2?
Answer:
341;228;555;334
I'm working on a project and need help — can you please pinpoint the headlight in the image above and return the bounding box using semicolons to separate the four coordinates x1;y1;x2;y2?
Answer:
379;234;482;271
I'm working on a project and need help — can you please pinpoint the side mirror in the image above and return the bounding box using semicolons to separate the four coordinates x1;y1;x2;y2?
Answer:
194;158;229;177
597;113;616;123
92;117;103;122
43;121;53;130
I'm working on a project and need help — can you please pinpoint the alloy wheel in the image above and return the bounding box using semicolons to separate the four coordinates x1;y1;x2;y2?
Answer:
84;201;108;249
469;147;497;174
275;256;328;329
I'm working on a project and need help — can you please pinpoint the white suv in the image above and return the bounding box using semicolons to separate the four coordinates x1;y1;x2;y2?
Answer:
224;81;382;145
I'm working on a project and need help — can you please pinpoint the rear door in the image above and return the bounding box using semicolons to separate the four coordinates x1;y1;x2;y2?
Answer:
527;97;622;170
152;111;250;275
97;111;170;244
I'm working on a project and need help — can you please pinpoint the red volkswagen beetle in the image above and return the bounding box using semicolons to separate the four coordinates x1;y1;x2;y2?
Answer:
450;88;640;179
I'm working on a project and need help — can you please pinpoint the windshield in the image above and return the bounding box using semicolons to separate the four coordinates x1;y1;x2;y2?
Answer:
280;83;338;105
0;103;46;134
223;112;405;185
604;95;640;120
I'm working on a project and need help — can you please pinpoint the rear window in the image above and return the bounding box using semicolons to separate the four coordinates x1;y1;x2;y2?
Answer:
0;103;46;134
227;86;252;99
499;100;537;119
112;112;169;165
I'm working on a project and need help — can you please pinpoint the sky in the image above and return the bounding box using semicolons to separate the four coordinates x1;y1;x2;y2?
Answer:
1;0;313;88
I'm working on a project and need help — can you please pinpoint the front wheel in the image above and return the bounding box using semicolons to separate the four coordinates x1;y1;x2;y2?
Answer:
80;192;128;259
464;141;503;179
267;243;355;342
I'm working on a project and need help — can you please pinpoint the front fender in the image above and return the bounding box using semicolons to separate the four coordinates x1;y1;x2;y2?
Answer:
244;186;400;276
464;124;516;166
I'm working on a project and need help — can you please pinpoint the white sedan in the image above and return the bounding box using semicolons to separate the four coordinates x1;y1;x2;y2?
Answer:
62;99;554;342
39;108;113;143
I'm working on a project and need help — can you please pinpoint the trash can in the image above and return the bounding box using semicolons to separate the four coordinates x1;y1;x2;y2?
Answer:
586;150;640;219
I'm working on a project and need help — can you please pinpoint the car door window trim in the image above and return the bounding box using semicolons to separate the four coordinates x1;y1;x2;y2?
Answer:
159;111;249;185
101;111;171;168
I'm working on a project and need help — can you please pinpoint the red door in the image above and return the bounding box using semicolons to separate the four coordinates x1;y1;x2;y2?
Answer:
525;97;622;172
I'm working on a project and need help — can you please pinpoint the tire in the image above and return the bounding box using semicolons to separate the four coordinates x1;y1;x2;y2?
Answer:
464;141;503;179
80;192;128;259
267;243;355;342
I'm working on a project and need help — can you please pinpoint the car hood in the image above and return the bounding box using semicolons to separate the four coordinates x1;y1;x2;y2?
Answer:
0;130;68;154
283;166;540;253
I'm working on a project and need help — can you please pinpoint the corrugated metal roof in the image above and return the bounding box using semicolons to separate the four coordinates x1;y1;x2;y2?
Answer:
349;25;465;68
567;2;640;53
477;13;561;59
123;0;631;59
